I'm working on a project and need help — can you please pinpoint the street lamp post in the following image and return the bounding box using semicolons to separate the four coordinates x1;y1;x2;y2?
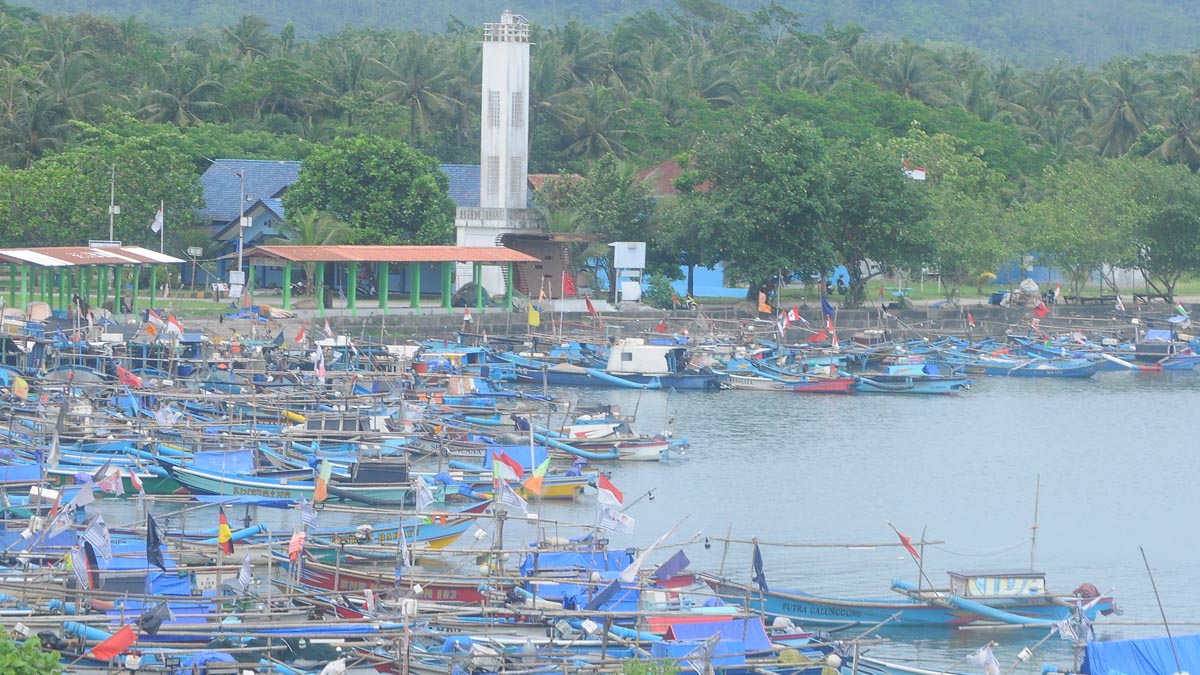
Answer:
203;159;249;295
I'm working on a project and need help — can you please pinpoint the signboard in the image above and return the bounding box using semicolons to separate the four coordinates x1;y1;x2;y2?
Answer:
609;242;646;270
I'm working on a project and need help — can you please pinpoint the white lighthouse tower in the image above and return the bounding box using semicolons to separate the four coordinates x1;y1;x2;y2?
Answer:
455;10;543;293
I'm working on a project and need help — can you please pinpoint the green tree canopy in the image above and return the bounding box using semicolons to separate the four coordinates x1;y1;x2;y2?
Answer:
282;135;455;244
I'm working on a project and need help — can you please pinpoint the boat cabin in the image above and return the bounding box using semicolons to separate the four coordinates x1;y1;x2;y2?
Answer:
606;338;690;376
948;570;1047;598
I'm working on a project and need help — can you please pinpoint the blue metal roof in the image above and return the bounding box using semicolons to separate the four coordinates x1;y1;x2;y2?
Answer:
440;164;480;208
199;159;301;223
200;160;482;220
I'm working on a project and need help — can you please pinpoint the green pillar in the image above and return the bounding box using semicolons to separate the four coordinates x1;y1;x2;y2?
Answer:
95;267;104;309
81;266;89;304
505;263;514;311
149;266;157;310
40;268;49;304
441;262;453;312
57;270;65;310
247;262;255;302
409;262;422;312
7;264;15;308
378;263;389;313
111;268;120;313
473;263;483;311
347;261;358;316
19;265;28;309
315;263;325;319
131;265;140;316
282;263;292;310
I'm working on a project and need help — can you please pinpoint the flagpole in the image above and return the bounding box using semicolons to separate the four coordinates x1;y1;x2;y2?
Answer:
159;201;164;253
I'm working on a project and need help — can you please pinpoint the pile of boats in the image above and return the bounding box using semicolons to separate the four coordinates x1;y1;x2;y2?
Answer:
0;311;1188;674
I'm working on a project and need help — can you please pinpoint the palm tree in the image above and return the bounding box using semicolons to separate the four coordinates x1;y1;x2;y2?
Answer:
222;15;274;59
564;82;631;159
1093;61;1157;157
40;52;104;120
372;34;460;143
137;48;227;125
1147;91;1200;169
269;210;350;292
1;88;70;167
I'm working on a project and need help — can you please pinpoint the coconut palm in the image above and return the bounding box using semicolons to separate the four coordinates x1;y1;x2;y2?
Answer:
137;48;227;125
1093;61;1157;157
268;210;351;293
373;34;461;143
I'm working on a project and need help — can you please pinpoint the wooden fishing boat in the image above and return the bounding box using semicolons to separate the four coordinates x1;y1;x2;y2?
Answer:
161;460;415;507
271;551;501;602
698;569;1116;630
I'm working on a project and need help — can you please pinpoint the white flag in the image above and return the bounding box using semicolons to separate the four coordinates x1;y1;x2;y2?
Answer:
68;547;90;589
619;521;681;583
238;554;253;592
414;479;435;513
966;646;1001;675
150;205;164;233
81;514;112;561
497;479;528;514
299;496;318;528
598;505;635;533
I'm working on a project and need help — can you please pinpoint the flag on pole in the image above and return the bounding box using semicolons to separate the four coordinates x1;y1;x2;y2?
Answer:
619;522;680;583
966;645;1001;675
752;541;769;591
146;512;166;571
967;312;976;329
313;458;332;502
217;505;234;555
821;295;835;319
585;295;598;316
497;479;528;514
491;451;525;482
272;330;285;347
597;473;623;506
1053;284;1062;304
299;496;318;528
527;304;541;327
11;376;27;401
150;205;163;234
128;468;145;497
294;324;306;343
98;466;124;495
165;314;184;338
146;309;165;331
397;521;411;571
413;477;435;512
562;270;577;297
1115;295;1126;312
68;546;91;589
890;522;921;559
138;602;173;637
1033;301;1050;318
522;457;551;496
82;514;112;561
1175;302;1189;316
654;550;691;582
325;318;336;339
237;553;253;592
90;624;137;661
598;505;635;533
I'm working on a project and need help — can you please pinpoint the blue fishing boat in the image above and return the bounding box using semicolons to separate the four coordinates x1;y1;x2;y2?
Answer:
698;569;1116;630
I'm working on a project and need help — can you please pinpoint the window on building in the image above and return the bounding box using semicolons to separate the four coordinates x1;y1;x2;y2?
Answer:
487;156;500;198
508;157;524;202
511;91;524;128
487;90;501;128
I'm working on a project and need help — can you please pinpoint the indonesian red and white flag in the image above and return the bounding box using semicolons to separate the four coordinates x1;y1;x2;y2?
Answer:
491;451;525;482
294;324;306;343
903;160;927;180
597;473;623;506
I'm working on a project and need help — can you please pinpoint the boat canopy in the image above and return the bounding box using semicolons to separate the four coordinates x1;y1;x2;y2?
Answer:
1085;632;1200;675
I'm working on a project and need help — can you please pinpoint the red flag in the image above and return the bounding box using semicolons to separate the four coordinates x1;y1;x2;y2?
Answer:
294;325;305;343
879;284;885;297
1033;301;1050;318
806;328;829;344
492;451;525;481
597;474;623;506
115;365;142;389
217;506;234;555
562;271;577;297
90;624;136;660
128;468;144;496
967;312;976;329
894;528;920;560
585;295;597;316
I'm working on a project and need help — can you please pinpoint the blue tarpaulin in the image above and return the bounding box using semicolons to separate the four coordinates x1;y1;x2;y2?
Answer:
663;618;773;653
485;445;548;471
192;450;255;474
650;638;748;668
1086;632;1200;675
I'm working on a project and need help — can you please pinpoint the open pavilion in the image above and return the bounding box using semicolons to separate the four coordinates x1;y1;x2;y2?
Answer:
0;245;185;316
241;245;539;317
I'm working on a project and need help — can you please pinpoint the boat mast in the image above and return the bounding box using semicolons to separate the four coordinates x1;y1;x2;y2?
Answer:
1030;474;1040;570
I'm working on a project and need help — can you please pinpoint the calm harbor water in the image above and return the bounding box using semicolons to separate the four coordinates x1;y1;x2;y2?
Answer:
96;371;1200;673
509;372;1200;671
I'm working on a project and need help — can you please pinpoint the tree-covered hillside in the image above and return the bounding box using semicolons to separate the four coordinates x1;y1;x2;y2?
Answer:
10;0;1200;66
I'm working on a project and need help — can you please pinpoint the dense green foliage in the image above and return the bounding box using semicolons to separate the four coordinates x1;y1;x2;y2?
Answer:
0;634;61;675
13;0;1200;66
4;0;1200;299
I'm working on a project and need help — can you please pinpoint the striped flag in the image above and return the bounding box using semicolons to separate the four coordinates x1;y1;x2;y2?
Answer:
497;479;528;514
237;554;253;592
299;496;318;528
82;514;112;561
413;478;435;512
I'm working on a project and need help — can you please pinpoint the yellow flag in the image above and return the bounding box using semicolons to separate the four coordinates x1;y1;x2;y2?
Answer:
12;376;28;401
527;305;541;327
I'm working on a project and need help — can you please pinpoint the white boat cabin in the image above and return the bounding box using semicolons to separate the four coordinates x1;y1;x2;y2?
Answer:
948;570;1047;598
606;338;688;375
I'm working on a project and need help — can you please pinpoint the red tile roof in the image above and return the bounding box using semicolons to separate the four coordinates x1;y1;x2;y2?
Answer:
246;245;539;264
